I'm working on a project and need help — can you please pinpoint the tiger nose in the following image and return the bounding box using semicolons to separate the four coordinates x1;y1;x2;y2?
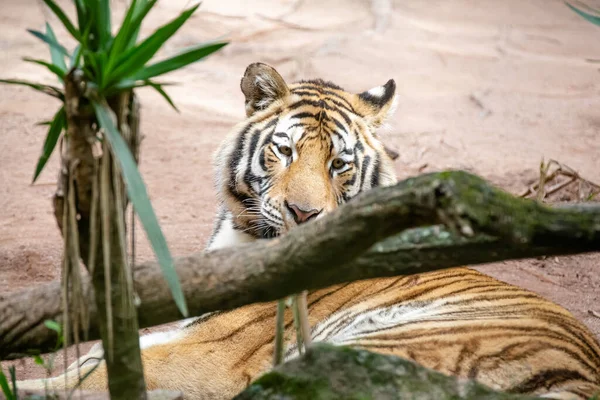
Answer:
285;201;322;224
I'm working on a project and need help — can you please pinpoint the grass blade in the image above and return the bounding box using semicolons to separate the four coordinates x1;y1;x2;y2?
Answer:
27;28;70;58
23;57;66;83
108;3;200;85
41;0;81;41
92;99;188;317
566;2;600;26
0;78;64;100
33;106;66;183
148;82;179;112
131;41;227;81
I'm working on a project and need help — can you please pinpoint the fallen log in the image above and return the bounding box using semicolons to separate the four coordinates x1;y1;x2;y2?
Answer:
2;171;600;360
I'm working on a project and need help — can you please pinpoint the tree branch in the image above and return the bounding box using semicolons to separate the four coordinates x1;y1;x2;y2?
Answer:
2;171;600;359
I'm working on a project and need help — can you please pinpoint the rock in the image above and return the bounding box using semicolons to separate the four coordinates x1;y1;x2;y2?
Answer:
234;344;535;400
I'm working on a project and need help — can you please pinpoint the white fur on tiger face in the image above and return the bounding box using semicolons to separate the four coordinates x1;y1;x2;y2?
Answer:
208;63;397;248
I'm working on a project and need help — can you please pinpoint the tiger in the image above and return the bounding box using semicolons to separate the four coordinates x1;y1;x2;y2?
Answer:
17;63;600;399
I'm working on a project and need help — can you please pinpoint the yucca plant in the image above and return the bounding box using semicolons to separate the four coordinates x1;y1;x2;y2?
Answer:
0;0;227;398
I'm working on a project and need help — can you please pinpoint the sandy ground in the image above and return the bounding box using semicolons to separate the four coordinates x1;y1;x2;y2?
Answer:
2;0;600;382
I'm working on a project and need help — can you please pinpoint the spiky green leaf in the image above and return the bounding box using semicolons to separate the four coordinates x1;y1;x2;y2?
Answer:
0;78;64;100
45;23;68;72
126;0;156;50
92;100;188;317
33;106;66;183
41;0;80;41
566;2;600;26
98;0;112;45
109;0;143;70
148;82;179;112
26;27;70;58
108;3;200;86
23;57;66;83
131;41;227;81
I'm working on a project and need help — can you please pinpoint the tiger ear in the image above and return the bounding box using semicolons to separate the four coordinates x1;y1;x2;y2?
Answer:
240;63;290;117
354;79;397;127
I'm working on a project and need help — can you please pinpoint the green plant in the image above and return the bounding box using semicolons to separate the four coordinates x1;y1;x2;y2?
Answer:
1;1;227;396
0;365;18;400
0;0;227;317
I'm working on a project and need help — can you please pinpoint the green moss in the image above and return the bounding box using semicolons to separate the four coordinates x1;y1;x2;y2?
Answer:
234;344;537;400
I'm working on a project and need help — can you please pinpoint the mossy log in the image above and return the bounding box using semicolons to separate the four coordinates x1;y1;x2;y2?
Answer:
2;171;600;359
234;344;536;400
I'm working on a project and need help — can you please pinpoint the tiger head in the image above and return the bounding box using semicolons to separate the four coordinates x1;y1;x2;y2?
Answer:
214;63;398;240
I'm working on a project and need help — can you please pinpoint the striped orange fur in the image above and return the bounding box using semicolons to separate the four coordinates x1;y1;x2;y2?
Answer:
17;63;600;399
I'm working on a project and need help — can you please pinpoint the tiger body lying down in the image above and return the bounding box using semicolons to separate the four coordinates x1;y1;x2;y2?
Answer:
18;63;600;399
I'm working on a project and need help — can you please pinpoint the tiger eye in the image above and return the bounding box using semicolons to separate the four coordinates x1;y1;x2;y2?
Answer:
332;158;345;169
278;145;292;157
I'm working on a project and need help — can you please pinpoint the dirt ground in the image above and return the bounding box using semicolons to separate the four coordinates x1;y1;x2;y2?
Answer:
2;0;600;381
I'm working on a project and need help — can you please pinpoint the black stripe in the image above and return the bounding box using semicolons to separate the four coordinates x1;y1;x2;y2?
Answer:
370;154;381;188
308;284;352;308
242;129;263;195
331;117;348;134
291;111;320;120
291;85;356;112
228;123;252;186
359;155;371;191
288;98;338;112
258;124;276;172
183;310;225;328
336;107;352;125
468;336;599;380
355;140;364;153
206;211;228;248
343;149;360;188
294;79;344;90
227;120;256;206
287;122;307;130
288;89;356;115
244;118;279;185
323;125;346;147
509;369;592;394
